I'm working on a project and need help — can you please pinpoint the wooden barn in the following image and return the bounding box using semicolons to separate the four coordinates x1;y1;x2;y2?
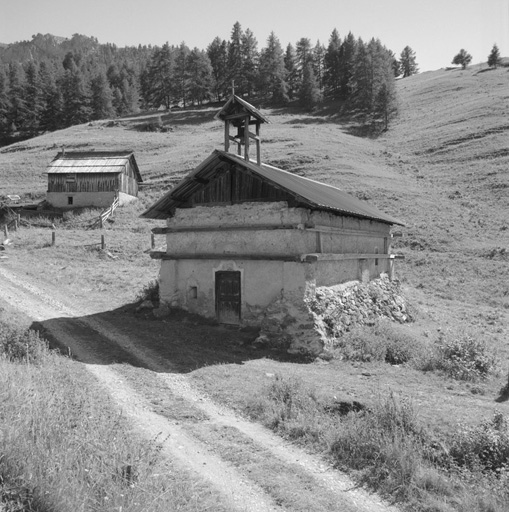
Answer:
142;96;404;351
46;150;142;209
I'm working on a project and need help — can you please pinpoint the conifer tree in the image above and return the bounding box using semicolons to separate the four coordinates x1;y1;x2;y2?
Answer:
312;40;325;93
258;32;288;103
284;43;298;99
241;29;259;97
487;44;501;68
399;46;418;77
38;61;63;131
338;32;356;98
23;61;42;134
7;63;27;132
59;62;91;126
143;43;175;109
207;37;228;100
175;43;191;107
0;67;11;135
299;61;322;108
323;29;342;99
227;22;244;94
187;48;212;105
90;71;115;120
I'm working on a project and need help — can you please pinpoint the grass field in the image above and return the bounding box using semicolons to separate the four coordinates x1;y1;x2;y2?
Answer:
1;63;509;511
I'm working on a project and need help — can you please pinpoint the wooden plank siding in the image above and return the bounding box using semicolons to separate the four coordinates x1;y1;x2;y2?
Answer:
48;173;120;193
191;165;293;205
48;162;138;196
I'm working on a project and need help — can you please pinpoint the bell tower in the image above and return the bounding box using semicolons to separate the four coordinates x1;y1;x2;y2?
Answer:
214;93;269;166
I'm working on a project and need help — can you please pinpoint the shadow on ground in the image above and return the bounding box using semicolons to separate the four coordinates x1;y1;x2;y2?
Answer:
32;305;308;374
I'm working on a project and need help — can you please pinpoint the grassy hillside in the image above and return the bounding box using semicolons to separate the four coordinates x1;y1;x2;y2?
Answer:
1;64;509;512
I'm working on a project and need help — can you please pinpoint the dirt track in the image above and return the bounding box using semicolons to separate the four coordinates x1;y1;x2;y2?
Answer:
0;264;398;512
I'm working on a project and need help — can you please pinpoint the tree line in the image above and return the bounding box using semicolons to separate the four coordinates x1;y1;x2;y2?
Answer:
0;25;420;140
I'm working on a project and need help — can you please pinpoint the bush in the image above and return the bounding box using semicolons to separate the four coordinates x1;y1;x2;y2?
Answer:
333;321;417;365
450;412;509;473
434;332;498;381
0;323;48;364
136;280;159;303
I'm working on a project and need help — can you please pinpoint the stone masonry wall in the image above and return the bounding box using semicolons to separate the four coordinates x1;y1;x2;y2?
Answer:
257;273;412;355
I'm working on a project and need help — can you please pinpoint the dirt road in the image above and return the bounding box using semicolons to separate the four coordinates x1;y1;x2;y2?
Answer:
0;264;398;512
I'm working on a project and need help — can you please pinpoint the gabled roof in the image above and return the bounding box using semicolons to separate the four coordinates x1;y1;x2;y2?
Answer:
214;95;270;125
141;150;404;226
46;150;143;182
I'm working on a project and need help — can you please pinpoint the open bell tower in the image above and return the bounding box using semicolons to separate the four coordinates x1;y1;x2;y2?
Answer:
214;92;269;166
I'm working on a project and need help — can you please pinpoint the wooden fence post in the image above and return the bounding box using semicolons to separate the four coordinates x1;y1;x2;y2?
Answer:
101;234;105;250
4;225;9;239
52;231;56;246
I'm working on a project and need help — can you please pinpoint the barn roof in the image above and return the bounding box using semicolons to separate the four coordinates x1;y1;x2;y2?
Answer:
46;151;143;182
141;150;404;226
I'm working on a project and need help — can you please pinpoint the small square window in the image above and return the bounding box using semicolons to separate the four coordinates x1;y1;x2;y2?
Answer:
189;286;198;299
68;196;74;205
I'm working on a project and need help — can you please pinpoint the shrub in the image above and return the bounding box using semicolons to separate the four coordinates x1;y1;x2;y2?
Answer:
434;331;498;381
0;323;48;364
450;411;509;473
333;321;417;365
136;280;159;303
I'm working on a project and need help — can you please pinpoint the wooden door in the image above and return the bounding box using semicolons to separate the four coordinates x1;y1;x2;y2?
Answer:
215;271;241;324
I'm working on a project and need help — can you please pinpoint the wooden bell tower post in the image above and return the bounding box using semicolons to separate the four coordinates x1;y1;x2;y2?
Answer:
214;90;269;166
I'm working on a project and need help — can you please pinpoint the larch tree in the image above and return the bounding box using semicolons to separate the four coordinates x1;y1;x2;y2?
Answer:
299;61;322;108
338;31;356;98
452;49;472;69
399;46;418;77
23;61;42;134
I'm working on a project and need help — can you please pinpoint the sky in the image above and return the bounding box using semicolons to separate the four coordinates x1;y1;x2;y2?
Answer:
1;0;509;72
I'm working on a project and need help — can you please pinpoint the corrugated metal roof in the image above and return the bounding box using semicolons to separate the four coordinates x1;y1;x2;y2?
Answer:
141;150;404;226
46;151;143;182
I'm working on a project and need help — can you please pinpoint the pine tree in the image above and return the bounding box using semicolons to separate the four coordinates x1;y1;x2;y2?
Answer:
487;44;501;68
295;37;312;87
90;71;115;120
258;32;288;103
299;61;322;108
0;67;11;135
187;48;212;105
338;32;356;98
23;61;42;134
207;37;228;100
143;43;175;109
323;29;342;99
38;61;63;131
312;41;325;93
227;22;244;94
452;49;472;69
284;43;298;99
240;29;258;97
174;43;191;107
59;62;91;126
399;46;418;77
7;63;27;133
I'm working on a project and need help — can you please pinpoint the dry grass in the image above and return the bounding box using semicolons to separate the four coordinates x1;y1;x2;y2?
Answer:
0;64;508;511
0;324;231;512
